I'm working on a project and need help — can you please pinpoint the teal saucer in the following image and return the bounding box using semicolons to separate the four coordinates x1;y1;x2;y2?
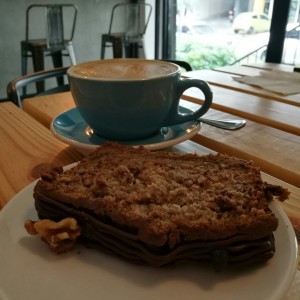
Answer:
51;107;201;155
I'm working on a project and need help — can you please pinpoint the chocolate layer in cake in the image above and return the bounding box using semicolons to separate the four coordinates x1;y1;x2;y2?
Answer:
35;191;276;270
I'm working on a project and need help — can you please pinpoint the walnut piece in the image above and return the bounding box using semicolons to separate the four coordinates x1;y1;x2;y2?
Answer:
24;218;81;254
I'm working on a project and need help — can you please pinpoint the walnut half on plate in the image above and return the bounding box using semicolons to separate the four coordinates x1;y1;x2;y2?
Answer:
25;218;81;254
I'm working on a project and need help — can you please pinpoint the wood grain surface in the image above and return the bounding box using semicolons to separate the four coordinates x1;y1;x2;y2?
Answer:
22;92;300;188
185;69;300;106
0;102;83;208
182;85;300;136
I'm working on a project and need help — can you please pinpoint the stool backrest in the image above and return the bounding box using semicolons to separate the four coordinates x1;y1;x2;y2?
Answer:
46;6;64;50
25;4;78;51
108;3;152;42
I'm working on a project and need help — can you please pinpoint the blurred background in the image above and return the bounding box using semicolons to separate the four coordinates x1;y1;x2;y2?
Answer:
0;0;297;100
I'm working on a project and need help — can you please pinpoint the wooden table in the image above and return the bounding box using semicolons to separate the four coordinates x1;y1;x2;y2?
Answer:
0;102;83;208
0;63;300;297
185;68;300;106
22;91;300;184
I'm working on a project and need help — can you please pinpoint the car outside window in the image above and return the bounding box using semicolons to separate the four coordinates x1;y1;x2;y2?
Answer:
261;15;269;20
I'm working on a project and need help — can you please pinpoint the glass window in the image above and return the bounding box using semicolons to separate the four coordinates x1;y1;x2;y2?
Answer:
261;15;269;20
173;0;275;69
160;0;296;67
282;1;300;65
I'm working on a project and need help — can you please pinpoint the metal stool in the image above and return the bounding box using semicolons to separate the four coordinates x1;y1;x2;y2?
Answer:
21;4;77;94
101;3;152;59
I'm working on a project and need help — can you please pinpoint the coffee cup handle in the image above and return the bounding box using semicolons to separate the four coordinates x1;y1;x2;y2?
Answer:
164;78;213;125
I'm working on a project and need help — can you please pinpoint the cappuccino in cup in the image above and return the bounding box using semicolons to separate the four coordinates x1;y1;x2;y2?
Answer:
67;59;212;140
69;59;178;80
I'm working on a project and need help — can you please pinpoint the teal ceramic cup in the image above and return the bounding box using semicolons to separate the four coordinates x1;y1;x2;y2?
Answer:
67;59;213;140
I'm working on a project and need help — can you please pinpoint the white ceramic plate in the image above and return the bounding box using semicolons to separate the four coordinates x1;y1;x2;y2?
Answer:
51;107;201;155
0;177;297;300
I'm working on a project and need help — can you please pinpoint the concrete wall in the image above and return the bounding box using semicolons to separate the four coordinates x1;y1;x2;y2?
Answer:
0;0;155;99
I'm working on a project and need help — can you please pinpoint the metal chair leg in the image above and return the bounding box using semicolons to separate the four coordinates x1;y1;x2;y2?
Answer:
66;41;77;65
112;36;123;58
21;43;28;95
31;45;45;93
101;41;106;59
51;51;64;86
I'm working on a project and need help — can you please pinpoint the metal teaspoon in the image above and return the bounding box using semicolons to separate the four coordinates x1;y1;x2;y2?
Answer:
197;117;246;130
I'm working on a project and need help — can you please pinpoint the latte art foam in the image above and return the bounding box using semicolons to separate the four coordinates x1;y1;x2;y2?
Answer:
68;59;179;80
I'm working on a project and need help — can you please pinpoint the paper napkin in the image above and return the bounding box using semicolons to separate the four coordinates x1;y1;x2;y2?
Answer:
233;70;300;95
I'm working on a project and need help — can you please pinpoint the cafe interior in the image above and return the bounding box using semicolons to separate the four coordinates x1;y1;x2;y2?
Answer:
0;0;296;100
0;0;300;299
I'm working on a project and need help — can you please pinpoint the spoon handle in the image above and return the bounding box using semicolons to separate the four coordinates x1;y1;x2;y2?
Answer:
198;118;246;130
